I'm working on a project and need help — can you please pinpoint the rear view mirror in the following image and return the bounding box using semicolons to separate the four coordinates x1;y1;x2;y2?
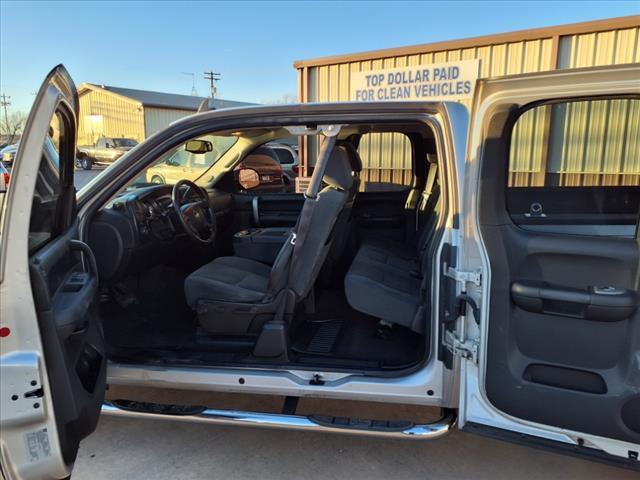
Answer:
238;168;260;190
185;140;213;154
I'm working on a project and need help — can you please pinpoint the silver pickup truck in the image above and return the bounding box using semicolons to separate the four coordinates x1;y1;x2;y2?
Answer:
76;136;138;169
2;64;639;480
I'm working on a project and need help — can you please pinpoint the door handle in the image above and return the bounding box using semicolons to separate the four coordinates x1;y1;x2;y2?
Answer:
69;239;99;281
511;280;637;322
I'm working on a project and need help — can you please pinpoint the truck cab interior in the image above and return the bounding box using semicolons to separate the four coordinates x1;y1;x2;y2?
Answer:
87;121;443;374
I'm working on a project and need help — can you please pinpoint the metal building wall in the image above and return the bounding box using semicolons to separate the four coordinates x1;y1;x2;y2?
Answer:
297;17;640;188
554;26;640;186
143;107;195;138
78;90;145;145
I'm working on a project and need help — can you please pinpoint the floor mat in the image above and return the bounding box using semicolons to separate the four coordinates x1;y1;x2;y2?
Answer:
292;290;426;368
292;319;344;356
101;265;197;351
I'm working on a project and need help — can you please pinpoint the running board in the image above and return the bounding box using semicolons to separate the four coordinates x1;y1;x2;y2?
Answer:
102;400;456;440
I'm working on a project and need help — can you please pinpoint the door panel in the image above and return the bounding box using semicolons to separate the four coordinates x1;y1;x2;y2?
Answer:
0;65;106;479
482;223;639;444
466;65;640;462
29;226;106;463
233;192;304;231
256;193;304;226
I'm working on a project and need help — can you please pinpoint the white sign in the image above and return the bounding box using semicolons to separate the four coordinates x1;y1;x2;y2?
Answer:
350;59;480;102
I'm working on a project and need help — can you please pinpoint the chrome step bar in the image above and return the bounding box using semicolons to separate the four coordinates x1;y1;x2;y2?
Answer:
102;401;456;440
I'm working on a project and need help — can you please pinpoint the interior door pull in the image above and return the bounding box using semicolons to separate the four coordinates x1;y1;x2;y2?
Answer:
69;239;99;281
511;280;637;322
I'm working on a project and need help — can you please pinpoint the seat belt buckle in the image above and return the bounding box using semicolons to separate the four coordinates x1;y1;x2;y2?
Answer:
290;233;297;245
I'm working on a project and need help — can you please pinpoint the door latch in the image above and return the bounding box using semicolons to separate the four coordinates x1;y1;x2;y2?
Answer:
444;330;478;363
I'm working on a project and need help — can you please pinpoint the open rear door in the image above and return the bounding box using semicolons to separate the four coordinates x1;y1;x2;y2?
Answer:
0;65;106;479
457;64;640;468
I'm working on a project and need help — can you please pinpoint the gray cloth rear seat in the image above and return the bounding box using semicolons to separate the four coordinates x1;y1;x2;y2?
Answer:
357;163;440;274
344;163;440;333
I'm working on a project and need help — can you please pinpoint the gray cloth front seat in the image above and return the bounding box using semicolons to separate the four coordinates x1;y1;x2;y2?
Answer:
184;144;354;335
320;141;362;281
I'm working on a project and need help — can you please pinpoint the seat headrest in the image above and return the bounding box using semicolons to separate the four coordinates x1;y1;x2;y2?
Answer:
426;153;438;164
323;145;353;191
336;141;363;173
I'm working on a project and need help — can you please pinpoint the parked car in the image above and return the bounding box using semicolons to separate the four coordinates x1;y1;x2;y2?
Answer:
0;143;18;166
147;142;286;192
1;65;639;480
265;142;299;191
76;136;138;170
0;161;9;192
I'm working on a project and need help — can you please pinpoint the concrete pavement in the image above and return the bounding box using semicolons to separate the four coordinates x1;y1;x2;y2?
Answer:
70;387;637;480
74;414;636;480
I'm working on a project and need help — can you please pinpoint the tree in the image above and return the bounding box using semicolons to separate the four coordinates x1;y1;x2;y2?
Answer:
0;111;28;145
271;93;298;105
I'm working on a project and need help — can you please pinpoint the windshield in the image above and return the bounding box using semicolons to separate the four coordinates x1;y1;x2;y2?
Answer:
129;134;238;187
113;138;138;147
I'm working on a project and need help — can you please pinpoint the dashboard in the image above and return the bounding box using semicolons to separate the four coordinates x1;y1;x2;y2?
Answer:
124;189;177;242
87;184;232;283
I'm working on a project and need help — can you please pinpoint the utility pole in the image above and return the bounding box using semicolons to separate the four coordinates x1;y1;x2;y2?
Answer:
0;93;10;134
203;71;221;99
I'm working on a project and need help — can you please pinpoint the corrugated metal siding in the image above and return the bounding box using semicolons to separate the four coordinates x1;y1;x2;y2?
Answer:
143;107;195;138
78;91;145;145
307;38;556;188
551;27;640;186
302;24;639;188
308;38;555;107
550;99;640;186
358;132;412;189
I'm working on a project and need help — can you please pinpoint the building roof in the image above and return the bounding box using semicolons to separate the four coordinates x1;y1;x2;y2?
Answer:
294;15;640;69
78;83;255;111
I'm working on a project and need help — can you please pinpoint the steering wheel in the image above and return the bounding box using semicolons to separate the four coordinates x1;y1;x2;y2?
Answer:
172;179;216;245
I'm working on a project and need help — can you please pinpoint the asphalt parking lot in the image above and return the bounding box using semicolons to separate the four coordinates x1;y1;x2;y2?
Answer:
75;164;107;189
74;409;635;480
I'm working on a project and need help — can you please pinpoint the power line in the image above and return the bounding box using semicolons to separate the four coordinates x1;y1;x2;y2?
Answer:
203;71;221;99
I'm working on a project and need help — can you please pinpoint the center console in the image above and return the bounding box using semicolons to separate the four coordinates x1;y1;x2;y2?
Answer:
232;227;291;265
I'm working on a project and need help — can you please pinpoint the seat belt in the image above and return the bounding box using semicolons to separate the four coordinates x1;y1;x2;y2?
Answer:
272;134;338;320
418;162;438;227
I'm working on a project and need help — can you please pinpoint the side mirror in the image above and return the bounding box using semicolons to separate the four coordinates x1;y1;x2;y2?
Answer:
185;140;213;154
238;169;260;190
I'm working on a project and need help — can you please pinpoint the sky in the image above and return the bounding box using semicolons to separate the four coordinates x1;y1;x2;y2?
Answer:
1;1;638;113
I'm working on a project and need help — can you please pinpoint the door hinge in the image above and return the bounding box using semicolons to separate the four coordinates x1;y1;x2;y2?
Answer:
444;330;478;363
444;265;482;287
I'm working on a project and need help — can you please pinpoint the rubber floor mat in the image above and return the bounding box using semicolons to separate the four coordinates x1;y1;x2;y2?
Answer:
293;319;344;355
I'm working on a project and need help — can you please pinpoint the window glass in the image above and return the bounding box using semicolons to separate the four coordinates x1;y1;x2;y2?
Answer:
235;146;287;194
29;112;65;252
272;147;295;165
131;134;237;187
166;150;189;167
507;98;640;235
357;132;412;192
113;138;138;148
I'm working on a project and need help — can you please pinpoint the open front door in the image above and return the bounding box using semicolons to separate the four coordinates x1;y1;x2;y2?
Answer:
458;64;640;468
0;65;106;479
